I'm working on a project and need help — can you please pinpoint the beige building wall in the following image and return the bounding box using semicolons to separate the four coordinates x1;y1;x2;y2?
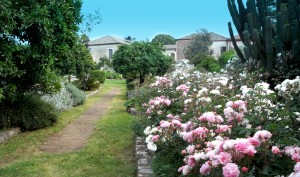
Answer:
211;41;228;58
88;44;119;63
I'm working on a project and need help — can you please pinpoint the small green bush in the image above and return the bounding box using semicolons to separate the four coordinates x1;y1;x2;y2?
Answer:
218;50;236;68
86;78;100;91
65;83;86;106
90;70;106;84
0;94;58;131
105;71;123;79
195;56;221;72
189;52;206;65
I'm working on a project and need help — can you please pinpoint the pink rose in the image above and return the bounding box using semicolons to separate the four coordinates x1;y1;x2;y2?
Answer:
271;146;281;154
167;114;174;119
199;162;211;175
294;162;300;173
187;156;196;167
218;152;232;165
241;167;248;172
248;137;260;146
222;163;240;177
151;135;159;142
164;99;171;106
186;145;195;154
160;121;170;128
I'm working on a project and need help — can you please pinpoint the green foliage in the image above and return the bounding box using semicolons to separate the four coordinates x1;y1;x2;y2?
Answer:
86;78;100;91
37;70;62;94
97;57;112;70
105;71;123;79
90;70;106;84
195;56;221;72
112;41;173;86
0;94;58;131
54;35;96;80
184;29;213;59
0;0;82;102
65;83;86;106
228;0;300;82
189;52;207;65
151;34;176;45
218;50;236;68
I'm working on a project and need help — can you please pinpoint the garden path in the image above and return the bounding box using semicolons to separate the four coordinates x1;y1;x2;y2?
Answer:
41;88;120;153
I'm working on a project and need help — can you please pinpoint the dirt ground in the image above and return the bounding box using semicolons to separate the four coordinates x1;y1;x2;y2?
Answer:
41;88;120;153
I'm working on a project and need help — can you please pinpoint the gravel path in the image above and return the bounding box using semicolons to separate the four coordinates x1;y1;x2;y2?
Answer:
41;88;120;153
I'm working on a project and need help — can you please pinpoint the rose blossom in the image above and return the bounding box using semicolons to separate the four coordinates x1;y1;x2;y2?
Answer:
222;163;240;177
218;152;232;165
151;135;159;142
200;162;211;175
272;146;281;154
186;145;195;154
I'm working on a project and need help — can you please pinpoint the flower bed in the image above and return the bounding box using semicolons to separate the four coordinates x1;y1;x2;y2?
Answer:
131;59;300;177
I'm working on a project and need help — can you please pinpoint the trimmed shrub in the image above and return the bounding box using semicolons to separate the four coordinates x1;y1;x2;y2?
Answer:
86;78;100;91
0;94;58;131
195;56;221;72
65;83;86;106
41;86;74;111
90;70;106;84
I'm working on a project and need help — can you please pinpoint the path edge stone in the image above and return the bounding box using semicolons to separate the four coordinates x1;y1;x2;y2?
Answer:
135;136;154;177
0;127;21;143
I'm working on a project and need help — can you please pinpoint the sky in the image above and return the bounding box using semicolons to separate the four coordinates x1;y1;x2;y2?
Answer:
81;0;237;41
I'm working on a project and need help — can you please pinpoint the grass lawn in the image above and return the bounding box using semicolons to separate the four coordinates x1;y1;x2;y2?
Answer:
0;80;137;177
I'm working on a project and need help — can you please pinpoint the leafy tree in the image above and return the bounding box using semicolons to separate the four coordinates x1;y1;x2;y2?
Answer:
151;34;176;45
0;0;82;102
80;8;102;34
54;35;96;82
125;36;136;41
184;29;213;59
112;42;173;86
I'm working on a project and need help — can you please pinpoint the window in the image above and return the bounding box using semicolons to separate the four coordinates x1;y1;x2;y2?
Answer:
221;46;227;54
108;48;114;59
171;53;175;59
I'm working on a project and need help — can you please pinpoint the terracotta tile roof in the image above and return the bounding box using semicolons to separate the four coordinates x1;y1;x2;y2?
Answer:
87;35;131;45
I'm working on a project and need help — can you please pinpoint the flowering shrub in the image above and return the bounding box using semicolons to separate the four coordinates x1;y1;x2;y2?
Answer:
131;59;300;176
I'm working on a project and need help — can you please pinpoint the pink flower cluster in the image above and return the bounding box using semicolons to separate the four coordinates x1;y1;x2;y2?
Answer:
176;84;189;96
223;100;247;124
178;130;272;176
150;77;173;88
145;96;171;114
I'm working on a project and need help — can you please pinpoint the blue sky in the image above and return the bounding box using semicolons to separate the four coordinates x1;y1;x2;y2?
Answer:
81;0;236;41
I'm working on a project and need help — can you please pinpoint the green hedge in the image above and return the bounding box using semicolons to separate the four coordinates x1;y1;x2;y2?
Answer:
86;78;100;91
90;70;106;84
0;94;58;131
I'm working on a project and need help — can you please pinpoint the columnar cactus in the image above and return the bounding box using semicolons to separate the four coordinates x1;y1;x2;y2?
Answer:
227;0;300;74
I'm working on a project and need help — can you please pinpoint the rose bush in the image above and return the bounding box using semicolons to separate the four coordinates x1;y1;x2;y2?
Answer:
131;59;300;176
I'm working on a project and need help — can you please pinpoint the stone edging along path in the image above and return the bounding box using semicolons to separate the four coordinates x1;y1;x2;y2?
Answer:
41;88;120;153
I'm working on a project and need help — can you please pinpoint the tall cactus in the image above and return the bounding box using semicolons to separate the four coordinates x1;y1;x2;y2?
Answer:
227;0;300;74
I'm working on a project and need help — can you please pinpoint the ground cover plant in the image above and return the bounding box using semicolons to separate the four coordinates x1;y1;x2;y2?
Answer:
131;59;300;177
